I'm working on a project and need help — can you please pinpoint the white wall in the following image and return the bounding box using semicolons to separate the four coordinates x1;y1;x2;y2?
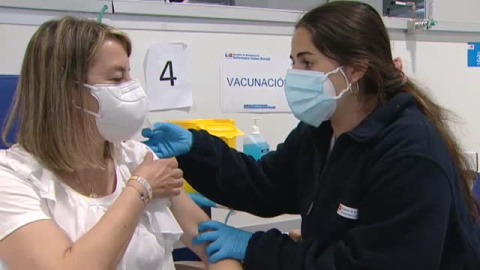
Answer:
124;29;298;149
390;33;480;153
434;0;480;23
122;28;301;226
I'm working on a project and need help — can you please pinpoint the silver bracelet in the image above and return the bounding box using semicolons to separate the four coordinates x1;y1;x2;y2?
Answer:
129;176;153;201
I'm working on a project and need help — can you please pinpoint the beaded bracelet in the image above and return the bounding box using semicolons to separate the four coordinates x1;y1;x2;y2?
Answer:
129;175;153;202
125;185;149;205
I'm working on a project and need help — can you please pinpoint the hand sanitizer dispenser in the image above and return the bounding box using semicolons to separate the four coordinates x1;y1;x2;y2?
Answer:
243;117;270;160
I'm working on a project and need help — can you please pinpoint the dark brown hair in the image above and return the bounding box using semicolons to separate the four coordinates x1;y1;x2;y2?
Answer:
297;1;479;220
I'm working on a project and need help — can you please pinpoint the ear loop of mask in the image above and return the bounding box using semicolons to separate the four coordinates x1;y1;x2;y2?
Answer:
74;105;101;118
323;67;352;100
73;84;102;118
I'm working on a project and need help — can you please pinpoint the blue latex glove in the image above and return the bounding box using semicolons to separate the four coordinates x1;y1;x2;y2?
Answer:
192;221;252;263
189;192;217;208
142;122;192;158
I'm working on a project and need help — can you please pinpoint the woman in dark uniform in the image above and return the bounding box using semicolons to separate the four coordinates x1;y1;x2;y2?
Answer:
144;2;480;269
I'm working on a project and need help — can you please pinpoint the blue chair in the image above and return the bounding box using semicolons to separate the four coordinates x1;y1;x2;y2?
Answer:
0;75;19;149
473;173;480;202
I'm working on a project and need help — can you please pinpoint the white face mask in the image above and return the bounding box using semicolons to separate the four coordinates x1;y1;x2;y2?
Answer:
83;79;148;143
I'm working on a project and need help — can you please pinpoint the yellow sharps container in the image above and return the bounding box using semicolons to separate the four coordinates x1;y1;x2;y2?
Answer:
168;119;244;193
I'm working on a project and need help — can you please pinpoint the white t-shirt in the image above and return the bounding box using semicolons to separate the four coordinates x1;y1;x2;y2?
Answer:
0;141;183;270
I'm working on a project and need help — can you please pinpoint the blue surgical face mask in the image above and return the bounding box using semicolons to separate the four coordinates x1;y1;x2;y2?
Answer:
284;67;351;127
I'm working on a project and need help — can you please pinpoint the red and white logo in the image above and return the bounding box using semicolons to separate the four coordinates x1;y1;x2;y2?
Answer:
337;203;359;220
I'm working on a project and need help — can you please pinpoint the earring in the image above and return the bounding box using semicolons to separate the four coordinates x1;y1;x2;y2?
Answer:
351;82;360;96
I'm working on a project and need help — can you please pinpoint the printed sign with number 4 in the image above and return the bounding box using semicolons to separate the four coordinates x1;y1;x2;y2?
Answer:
160;61;177;86
145;43;192;110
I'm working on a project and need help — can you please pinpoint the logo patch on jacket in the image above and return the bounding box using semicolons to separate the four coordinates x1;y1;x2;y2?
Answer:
337;203;359;220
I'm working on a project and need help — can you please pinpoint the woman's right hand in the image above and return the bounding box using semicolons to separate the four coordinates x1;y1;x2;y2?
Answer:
132;151;184;199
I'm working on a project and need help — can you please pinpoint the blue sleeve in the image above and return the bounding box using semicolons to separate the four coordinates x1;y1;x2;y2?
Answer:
175;125;303;217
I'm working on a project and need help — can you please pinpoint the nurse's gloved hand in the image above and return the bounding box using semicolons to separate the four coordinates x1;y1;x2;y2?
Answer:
142;122;192;158
192;221;252;263
189;192;218;208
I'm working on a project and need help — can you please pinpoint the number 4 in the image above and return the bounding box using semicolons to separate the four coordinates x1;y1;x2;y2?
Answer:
160;61;177;86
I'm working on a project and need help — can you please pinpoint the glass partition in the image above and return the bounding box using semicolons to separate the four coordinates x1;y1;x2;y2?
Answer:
168;0;325;11
383;0;426;19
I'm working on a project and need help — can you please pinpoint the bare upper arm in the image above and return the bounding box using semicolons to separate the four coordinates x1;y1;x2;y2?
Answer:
170;190;210;261
170;191;244;269
208;259;243;270
0;219;73;270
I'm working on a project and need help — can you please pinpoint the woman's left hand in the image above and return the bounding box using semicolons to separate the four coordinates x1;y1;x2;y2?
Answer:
188;192;218;208
192;221;252;263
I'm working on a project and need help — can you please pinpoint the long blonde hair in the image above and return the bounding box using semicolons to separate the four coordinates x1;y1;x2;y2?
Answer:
2;16;132;172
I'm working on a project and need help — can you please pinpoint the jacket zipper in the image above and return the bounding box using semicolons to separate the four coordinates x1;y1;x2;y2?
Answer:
306;136;337;216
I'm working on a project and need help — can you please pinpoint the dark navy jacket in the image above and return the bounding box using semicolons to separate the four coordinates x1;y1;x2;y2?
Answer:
177;93;480;269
